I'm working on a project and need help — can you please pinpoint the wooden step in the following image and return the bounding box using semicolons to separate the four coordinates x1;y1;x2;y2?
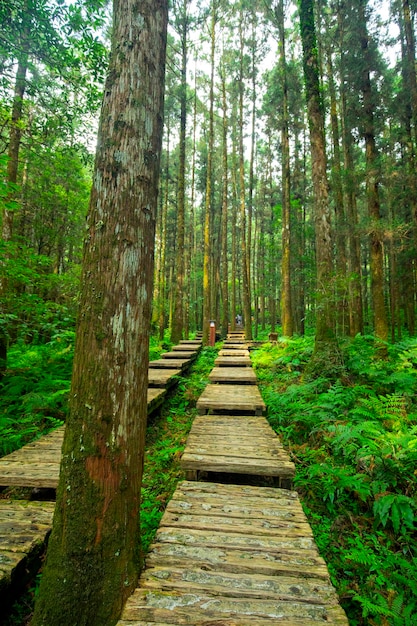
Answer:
0;500;54;604
209;366;257;384
181;415;295;483
197;384;266;415
215;355;252;367
117;481;349;625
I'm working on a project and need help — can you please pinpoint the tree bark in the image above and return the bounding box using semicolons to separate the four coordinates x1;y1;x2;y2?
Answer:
0;11;30;378
239;8;252;340
359;0;389;351
31;2;168;624
299;0;335;350
220;61;229;338
171;0;188;344
277;0;293;337
202;2;217;344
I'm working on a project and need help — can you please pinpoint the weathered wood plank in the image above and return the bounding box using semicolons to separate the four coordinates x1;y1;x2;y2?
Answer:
179;340;202;345
149;359;189;371
197;384;266;415
209;367;257;384
172;345;200;353
117;481;349;625
222;343;249;350
161;351;197;360
148;369;181;388
214;356;252;367
147;388;167;415
0;500;54;598
218;349;250;357
181;415;295;480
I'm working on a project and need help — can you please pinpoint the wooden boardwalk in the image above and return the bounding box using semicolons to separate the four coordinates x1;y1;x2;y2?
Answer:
181;415;295;484
209;366;257;384
148;368;181;388
219;348;250;356
215;355;252;367
1;332;349;624
197;383;266;415
162;350;198;360
117;481;349;625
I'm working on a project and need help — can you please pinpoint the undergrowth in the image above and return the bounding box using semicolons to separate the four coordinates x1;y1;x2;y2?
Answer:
252;334;417;625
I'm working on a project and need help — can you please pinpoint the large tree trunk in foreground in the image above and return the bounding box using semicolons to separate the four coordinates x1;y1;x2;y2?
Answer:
31;2;168;625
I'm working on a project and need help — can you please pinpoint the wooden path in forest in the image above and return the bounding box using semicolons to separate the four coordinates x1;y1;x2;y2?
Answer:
117;331;349;625
0;340;201;605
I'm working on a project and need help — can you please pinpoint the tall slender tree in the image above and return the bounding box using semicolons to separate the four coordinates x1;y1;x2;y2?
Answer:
358;0;389;351
31;1;168;624
299;0;335;352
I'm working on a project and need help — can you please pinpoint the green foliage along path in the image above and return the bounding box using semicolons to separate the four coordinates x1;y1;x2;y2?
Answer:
252;335;417;625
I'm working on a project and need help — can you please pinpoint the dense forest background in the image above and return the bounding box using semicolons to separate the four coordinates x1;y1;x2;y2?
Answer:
1;0;417;624
2;0;416;360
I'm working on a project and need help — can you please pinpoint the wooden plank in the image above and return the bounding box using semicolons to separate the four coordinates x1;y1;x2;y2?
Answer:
117;481;349;625
222;343;249;350
197;384;266;415
209;366;257;384
179;340;202;346
147;388;167;415
161;351;197;360
218;349;250;357
149;359;189;371
181;416;294;480
215;355;252;367
148;369;181;388
0;500;54;597
172;345;200;353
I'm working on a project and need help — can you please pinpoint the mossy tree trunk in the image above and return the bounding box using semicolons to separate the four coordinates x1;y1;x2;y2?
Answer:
31;2;168;625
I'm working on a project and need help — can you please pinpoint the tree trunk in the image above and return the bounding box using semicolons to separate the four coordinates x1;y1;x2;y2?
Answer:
202;2;216;345
239;9;252;340
277;0;293;337
326;39;348;336
220;62;229;338
0;21;29;378
359;0;389;351
171;0;188;344
337;5;364;336
299;0;335;351
158;118;170;341
31;2;168;624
